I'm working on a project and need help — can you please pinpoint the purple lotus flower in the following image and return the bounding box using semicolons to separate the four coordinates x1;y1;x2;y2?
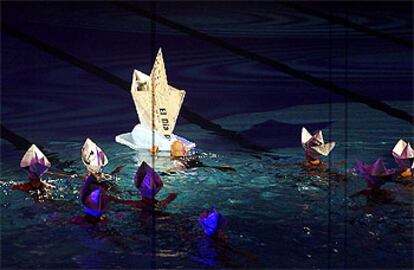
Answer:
27;157;50;178
355;159;394;188
134;161;163;200
198;208;225;236
80;174;110;217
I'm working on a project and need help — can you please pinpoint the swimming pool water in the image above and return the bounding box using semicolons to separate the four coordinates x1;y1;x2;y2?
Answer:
1;102;413;268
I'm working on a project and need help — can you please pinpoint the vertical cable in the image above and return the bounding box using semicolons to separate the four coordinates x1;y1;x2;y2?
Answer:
327;3;332;268
343;2;349;268
150;2;157;269
151;7;156;166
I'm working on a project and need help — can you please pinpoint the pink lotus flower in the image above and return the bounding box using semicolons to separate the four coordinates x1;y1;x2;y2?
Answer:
355;159;394;188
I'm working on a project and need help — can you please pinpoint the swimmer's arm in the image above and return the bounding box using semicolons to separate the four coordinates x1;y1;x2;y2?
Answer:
109;164;126;175
157;193;177;208
106;195;147;208
42;181;55;190
167;166;187;173
45;171;75;178
11;181;54;192
210;165;235;172
45;163;126;180
11;183;32;192
45;171;87;181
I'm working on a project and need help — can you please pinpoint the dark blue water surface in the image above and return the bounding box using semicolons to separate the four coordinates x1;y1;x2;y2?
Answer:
1;2;413;269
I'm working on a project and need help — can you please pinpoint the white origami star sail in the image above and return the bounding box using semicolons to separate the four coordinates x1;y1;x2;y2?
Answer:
115;48;195;152
20;144;51;177
301;127;336;159
131;48;185;139
392;139;414;170
81;138;108;173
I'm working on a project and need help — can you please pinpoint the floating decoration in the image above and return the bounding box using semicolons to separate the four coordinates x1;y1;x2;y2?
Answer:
80;174;110;217
199;207;225;237
81;138;108;174
301;127;335;164
20;144;51;178
134;161;163;200
392;139;414;177
116;48;195;152
355;159;394;188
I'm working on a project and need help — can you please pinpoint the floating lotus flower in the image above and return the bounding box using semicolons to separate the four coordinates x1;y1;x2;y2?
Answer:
355;159;394;188
20;144;51;178
301;127;336;163
199;208;225;237
134;161;163;200
80;175;110;217
392;139;414;177
81;138;108;173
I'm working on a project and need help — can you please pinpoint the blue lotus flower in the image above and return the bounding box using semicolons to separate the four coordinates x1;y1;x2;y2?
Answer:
198;208;224;236
134;161;163;200
80;174;110;218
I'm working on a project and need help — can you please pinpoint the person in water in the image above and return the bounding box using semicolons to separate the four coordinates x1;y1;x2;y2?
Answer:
199;207;226;241
133;161;177;208
301;127;336;169
81;137;110;178
71;161;178;226
12;144;54;192
80;139;174;210
168;140;235;173
196;207;259;267
79;137;128;193
70;172;145;225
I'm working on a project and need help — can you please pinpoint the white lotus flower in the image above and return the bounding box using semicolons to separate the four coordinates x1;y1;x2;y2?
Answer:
20;144;51;177
81;138;108;173
392;139;414;170
301;127;336;160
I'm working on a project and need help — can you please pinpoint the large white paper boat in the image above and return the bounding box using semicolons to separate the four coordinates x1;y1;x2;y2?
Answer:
115;48;195;152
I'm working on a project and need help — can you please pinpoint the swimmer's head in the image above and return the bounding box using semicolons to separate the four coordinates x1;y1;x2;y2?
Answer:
400;168;413;178
304;151;319;163
170;140;189;158
309;159;321;166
